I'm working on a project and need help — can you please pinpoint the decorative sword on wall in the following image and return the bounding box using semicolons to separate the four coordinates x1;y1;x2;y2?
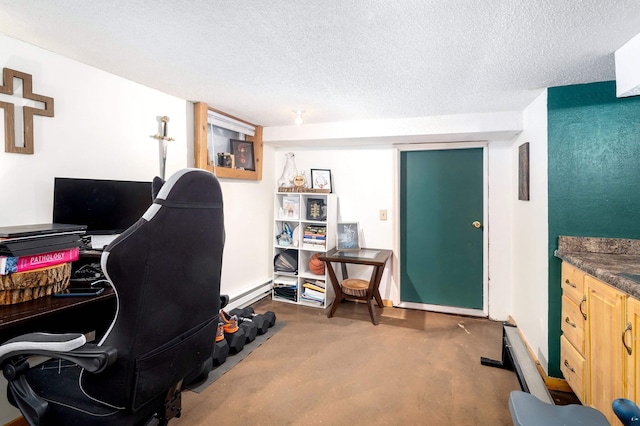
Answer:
151;115;174;180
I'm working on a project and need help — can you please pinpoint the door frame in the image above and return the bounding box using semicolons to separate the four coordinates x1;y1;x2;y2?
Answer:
393;142;489;317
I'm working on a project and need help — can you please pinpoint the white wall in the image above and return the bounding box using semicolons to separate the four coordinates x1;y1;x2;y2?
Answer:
486;139;514;320
0;34;190;226
218;144;275;297
509;90;549;373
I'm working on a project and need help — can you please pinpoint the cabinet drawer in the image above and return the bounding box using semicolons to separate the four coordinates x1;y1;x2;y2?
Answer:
561;295;585;353
561;335;587;404
562;262;585;304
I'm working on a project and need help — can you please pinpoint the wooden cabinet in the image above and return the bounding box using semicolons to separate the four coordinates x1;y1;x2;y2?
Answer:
193;102;263;180
560;261;640;424
625;297;640;403
560;262;588;402
585;275;626;424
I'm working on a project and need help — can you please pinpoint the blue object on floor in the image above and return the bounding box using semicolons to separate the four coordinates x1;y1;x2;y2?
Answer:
613;398;640;426
509;390;609;426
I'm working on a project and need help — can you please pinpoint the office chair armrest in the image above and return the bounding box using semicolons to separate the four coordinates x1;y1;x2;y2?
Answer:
0;333;118;426
0;332;117;374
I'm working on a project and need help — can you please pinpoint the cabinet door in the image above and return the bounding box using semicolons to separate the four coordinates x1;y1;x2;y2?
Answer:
586;276;626;424
626;297;640;402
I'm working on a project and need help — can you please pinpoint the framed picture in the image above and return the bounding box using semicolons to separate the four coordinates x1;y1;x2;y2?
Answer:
282;196;300;219
336;222;360;251
518;142;529;201
230;139;255;171
311;169;332;192
306;198;327;221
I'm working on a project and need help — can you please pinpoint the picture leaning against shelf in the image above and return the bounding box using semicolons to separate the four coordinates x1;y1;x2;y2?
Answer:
281;196;300;220
306;198;327;221
337;222;360;251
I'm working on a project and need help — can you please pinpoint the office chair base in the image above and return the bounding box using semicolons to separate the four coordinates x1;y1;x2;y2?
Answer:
154;380;182;425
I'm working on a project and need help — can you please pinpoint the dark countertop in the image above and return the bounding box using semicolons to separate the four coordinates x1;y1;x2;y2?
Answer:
555;236;640;299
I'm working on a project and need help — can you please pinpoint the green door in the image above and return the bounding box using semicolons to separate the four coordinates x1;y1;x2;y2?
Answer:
400;148;484;311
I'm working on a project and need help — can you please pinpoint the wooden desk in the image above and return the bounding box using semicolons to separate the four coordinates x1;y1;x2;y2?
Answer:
0;287;116;343
319;248;392;325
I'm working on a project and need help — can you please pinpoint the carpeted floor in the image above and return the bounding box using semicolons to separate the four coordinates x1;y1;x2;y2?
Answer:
174;297;522;425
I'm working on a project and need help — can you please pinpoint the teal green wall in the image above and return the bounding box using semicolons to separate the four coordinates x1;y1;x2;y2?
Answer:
547;81;640;377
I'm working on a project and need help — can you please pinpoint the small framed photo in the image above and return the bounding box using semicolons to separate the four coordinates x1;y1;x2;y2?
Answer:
518;142;530;201
230;139;255;171
336;222;360;251
282;196;300;219
306;198;327;221
311;169;332;192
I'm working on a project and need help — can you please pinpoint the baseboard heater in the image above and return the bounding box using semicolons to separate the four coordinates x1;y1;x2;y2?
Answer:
481;323;553;404
224;281;272;313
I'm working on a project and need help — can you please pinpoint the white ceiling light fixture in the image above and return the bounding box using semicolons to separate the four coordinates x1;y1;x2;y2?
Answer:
293;109;305;125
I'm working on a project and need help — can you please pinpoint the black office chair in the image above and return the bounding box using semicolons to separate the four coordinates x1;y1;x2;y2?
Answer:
0;168;225;425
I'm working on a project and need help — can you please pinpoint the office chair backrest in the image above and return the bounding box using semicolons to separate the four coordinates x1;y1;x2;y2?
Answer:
82;168;224;411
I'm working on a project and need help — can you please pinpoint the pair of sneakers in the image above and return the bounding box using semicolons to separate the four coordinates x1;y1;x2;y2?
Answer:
215;310;239;342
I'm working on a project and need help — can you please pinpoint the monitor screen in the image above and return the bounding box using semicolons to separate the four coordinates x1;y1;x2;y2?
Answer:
53;177;153;235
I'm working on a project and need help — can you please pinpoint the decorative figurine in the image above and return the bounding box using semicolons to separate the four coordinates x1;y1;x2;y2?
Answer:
277;152;299;188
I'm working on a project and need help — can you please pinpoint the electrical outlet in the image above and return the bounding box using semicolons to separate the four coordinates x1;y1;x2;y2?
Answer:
379;209;388;221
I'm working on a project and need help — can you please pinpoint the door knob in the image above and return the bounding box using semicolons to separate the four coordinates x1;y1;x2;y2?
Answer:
472;221;482;229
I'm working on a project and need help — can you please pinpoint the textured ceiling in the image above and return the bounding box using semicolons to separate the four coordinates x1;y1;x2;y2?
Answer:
1;0;639;127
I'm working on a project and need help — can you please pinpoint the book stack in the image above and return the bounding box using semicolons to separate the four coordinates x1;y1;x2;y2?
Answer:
301;280;325;305
0;224;85;304
0;247;80;275
0;223;85;258
302;225;326;249
273;276;298;302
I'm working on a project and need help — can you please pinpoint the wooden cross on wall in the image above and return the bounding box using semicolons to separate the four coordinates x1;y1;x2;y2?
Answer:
0;68;54;154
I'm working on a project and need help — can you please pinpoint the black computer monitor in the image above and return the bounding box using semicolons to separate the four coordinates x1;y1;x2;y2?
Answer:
53;177;153;235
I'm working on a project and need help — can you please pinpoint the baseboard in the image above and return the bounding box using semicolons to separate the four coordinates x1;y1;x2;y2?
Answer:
540;367;572;393
513;323;572;394
225;281;272;312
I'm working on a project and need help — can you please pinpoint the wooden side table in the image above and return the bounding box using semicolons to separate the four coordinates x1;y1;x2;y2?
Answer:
318;248;392;325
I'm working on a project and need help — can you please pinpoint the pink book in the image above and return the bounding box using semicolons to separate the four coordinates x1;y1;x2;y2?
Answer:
0;247;79;275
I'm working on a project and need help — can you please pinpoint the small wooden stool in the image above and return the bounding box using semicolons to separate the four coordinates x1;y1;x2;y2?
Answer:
341;278;369;297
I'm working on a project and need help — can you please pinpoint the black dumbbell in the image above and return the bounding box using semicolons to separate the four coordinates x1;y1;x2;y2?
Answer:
238;319;258;343
230;307;269;335
244;307;277;328
224;327;246;354
212;338;229;366
219;310;246;353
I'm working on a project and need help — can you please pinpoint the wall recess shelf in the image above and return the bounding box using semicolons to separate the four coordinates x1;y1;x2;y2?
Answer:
194;102;263;181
